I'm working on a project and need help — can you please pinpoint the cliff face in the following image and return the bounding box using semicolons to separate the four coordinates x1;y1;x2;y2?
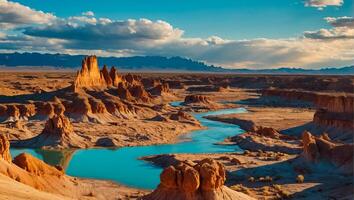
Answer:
262;89;354;113
262;89;354;130
302;131;353;174
142;158;255;200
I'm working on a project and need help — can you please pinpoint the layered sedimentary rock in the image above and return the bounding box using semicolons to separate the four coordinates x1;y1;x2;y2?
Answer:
184;95;211;105
262;89;354;130
302;131;353;174
170;111;199;125
262;89;354;113
142;158;255;200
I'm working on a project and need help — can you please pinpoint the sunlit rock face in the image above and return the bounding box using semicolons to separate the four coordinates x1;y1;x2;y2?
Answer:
42;114;73;137
0;135;11;163
142;158;256;200
74;55;107;89
301;131;353;174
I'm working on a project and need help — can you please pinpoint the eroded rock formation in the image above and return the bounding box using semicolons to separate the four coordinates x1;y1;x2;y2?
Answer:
74;56;106;89
142;158;255;200
184;95;211;105
0;135;11;162
302;131;353;174
10;112;85;149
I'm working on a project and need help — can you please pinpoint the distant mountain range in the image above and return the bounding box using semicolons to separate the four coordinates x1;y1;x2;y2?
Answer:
0;52;353;75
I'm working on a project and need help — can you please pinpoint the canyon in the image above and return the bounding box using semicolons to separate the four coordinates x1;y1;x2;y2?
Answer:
0;57;353;199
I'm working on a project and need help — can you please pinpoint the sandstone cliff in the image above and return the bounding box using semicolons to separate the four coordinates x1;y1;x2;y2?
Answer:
262;89;354;132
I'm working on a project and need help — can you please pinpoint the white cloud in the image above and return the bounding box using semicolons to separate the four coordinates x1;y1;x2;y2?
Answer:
325;16;354;28
304;16;354;40
305;0;344;10
0;0;55;29
22;17;184;50
82;11;94;17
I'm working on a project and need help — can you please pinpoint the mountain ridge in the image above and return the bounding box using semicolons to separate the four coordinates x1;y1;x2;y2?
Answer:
0;52;353;75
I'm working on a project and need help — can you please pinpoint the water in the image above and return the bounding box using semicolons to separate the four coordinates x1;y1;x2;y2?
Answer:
10;106;246;190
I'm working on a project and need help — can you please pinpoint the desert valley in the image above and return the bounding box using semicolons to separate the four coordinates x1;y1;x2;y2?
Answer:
1;0;354;199
0;55;352;200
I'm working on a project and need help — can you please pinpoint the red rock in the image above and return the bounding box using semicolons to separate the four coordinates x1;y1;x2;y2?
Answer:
142;158;255;200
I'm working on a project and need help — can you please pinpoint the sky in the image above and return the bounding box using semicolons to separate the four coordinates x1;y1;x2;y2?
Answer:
0;0;353;69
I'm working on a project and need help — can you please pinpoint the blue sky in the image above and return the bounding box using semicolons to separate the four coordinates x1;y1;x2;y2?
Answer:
12;0;353;39
0;0;353;69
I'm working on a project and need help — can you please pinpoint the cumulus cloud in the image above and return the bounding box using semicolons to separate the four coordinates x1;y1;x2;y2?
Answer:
304;16;354;40
0;0;55;29
22;16;184;50
305;0;344;10
304;27;354;39
325;16;354;28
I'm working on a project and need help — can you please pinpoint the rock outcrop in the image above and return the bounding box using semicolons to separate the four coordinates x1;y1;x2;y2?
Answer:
13;153;64;176
302;131;353;174
74;55;124;90
0;135;11;162
10;113;85;149
149;83;171;96
184;95;211;105
141;158;255;200
170;111;199;125
74;55;106;89
42;114;73;137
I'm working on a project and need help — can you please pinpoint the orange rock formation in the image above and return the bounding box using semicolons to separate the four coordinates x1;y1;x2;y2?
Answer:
0;135;11;162
142;158;255;200
184;95;211;104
